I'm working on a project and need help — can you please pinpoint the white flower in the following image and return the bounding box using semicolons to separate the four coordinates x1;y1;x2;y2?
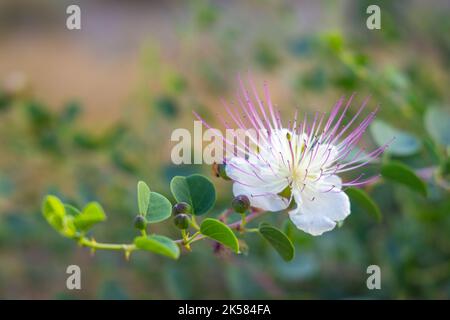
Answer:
195;77;387;236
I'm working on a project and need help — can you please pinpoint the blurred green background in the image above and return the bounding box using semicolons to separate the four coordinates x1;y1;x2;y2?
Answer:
0;0;449;299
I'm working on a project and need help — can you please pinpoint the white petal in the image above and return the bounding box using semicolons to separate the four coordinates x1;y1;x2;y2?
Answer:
257;129;307;172
319;174;342;190
292;189;350;227
233;182;289;212
289;175;350;235
226;157;288;194
304;175;349;221
288;209;336;236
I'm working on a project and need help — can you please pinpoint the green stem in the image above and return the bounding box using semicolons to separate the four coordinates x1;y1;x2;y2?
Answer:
240;213;247;230
190;215;200;230
78;237;136;252
185;231;201;245
181;209;267;246
181;229;188;242
74;208;267;256
180;229;192;250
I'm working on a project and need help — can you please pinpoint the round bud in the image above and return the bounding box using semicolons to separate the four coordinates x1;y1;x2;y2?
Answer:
218;164;231;180
174;213;191;230
232;195;250;213
134;215;147;230
172;202;192;215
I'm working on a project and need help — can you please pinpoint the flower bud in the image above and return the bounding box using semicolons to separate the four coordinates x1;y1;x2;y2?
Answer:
134;215;147;230
172;202;192;215
174;213;191;230
232;195;250;213
212;163;231;180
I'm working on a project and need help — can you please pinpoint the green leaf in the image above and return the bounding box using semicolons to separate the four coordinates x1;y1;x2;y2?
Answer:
345;187;382;222
381;161;427;196
42;195;76;237
370;120;421;156
42;195;65;232
200;218;239;253
137;181;151;216
170;174;216;215
134;235;180;259
147;192;172;223
73;202;106;232
259;222;295;262
424;107;450;147
64;204;81;217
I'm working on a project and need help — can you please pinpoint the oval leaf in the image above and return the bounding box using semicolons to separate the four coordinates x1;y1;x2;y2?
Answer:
259;222;295;262
42;195;65;233
73;202;107;232
147;192;172;223
134;235;180;259
424;107;450;147
42;195;76;237
200;218;239;253
345;187;382;222
370;120;421;156
381;161;427;196
170;174;216;215
137;181;151;216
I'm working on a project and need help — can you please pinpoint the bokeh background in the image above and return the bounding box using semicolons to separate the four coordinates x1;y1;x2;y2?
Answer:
0;0;449;299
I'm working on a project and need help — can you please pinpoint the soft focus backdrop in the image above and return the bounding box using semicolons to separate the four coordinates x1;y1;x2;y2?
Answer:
0;0;449;299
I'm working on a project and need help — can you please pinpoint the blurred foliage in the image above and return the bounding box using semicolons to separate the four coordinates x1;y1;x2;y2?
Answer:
0;0;449;299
